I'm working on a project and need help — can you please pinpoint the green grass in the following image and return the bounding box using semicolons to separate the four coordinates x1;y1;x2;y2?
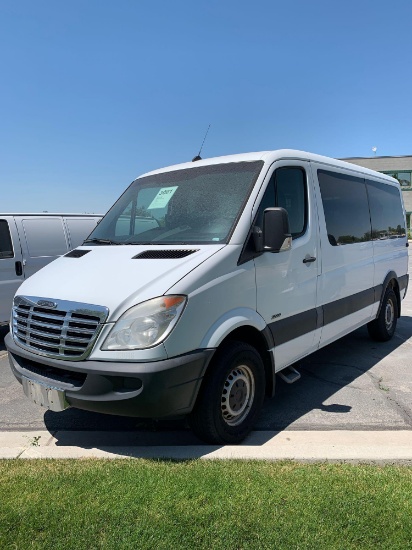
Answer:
0;460;411;549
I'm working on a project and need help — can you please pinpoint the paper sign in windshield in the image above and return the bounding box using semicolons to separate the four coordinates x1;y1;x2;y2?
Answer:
148;186;178;210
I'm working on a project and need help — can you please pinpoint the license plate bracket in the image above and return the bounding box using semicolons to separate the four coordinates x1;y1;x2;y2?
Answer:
22;377;70;412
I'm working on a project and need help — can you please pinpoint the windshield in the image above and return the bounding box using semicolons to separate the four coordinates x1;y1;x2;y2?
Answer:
86;161;263;245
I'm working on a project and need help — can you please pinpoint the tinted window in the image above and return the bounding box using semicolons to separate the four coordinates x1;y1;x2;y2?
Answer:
366;180;405;239
318;170;371;246
0;220;14;259
256;167;307;238
22;219;68;257
276;168;306;237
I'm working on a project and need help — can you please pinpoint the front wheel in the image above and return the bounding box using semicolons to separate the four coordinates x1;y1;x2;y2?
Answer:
189;341;265;444
367;288;398;342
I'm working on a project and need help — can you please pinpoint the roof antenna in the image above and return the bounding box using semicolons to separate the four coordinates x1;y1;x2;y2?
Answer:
192;124;211;162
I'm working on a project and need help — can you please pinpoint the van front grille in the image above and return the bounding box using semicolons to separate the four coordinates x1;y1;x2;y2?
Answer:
12;296;109;361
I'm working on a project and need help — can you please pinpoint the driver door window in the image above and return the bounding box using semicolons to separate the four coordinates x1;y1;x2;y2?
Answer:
257;167;307;238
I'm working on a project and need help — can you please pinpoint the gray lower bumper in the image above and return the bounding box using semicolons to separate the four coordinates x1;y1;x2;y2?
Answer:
5;333;214;418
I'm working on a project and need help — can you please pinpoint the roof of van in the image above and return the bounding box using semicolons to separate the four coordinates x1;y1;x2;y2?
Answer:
138;149;398;184
0;213;103;217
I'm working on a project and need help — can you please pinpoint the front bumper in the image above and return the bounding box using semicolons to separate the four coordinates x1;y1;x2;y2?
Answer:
5;333;214;418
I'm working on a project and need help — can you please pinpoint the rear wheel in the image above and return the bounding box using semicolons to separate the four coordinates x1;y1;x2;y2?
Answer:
367;288;398;342
189;341;265;444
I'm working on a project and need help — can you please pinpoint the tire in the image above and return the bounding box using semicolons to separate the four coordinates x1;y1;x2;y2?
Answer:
189;341;265;444
367;288;398;342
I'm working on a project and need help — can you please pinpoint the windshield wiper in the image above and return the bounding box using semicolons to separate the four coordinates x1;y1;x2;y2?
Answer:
122;241;191;245
83;238;122;245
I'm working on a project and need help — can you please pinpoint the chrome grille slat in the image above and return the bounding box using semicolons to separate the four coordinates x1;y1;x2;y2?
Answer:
16;317;98;336
12;296;109;361
17;310;66;322
17;326;92;345
15;317;96;336
17;319;64;332
17;332;89;351
15;307;100;324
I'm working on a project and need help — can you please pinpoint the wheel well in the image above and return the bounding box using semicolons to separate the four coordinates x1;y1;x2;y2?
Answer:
218;326;274;397
386;278;401;317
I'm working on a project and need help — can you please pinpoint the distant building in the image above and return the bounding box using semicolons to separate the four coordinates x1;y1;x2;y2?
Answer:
342;155;412;231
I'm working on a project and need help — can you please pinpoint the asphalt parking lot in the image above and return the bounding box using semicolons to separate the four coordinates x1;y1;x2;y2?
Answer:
3;323;411;434
1;260;411;444
1;311;411;442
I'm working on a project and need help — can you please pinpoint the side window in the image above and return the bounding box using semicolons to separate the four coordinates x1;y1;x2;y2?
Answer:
256;167;307;239
366;180;406;239
318;170;371;246
276;168;307;238
0;220;14;259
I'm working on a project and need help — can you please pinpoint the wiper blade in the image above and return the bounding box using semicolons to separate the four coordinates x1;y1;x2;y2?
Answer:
123;241;191;245
83;238;122;245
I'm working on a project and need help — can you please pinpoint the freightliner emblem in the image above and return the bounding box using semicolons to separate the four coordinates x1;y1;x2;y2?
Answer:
37;300;58;309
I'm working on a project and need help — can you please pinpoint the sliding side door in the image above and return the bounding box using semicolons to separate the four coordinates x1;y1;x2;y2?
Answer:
313;166;375;346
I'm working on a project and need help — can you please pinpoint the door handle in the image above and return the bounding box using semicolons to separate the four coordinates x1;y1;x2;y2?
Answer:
303;256;316;264
15;261;23;276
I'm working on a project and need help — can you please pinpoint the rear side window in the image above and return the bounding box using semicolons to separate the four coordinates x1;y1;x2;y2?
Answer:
366;180;405;239
0;220;14;259
22;219;68;257
318;170;371;246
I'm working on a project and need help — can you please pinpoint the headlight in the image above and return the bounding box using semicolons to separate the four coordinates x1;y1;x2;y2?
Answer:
101;295;187;350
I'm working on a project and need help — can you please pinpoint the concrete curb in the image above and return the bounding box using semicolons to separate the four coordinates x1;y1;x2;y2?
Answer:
1;430;412;463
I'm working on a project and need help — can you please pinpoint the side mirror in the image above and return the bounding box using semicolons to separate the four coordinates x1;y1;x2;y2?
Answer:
254;207;292;253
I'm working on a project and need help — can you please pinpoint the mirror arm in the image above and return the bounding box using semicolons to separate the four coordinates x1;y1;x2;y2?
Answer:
252;226;263;253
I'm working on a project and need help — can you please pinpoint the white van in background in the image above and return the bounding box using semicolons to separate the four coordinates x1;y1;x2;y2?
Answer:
5;151;409;443
0;214;102;324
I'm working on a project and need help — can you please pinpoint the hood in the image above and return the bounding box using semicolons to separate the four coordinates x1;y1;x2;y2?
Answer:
17;245;225;322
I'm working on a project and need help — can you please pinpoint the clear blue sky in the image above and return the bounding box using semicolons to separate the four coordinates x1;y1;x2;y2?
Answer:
1;0;411;213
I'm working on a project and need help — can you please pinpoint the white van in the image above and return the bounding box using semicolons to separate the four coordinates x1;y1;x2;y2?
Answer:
0;214;102;325
5;151;408;443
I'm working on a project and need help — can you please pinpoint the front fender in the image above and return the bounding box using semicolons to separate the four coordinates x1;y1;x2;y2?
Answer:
199;307;267;349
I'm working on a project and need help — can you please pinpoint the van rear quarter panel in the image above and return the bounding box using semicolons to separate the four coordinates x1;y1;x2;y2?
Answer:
369;180;408;307
372;239;408;315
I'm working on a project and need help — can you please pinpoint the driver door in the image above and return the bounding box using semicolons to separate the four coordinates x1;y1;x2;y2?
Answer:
254;160;321;370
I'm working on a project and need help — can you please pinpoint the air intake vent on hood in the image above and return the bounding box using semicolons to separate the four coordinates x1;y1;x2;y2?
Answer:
65;250;91;258
133;249;199;260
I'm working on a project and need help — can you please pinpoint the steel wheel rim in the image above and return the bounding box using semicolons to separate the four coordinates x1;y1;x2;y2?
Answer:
221;365;255;426
385;299;395;331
